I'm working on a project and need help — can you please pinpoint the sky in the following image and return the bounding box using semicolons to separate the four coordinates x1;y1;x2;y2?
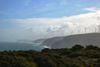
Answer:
0;0;100;42
1;0;100;19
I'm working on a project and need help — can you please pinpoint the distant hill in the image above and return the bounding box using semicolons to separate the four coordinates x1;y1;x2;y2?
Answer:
42;33;100;48
33;39;46;44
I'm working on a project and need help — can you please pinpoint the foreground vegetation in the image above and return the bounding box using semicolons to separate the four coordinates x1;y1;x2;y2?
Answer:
0;44;100;67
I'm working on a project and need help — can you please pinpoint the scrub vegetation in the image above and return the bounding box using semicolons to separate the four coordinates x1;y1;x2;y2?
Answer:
0;44;100;67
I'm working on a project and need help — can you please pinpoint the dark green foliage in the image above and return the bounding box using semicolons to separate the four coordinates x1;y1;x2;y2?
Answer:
0;45;100;67
71;44;84;51
86;45;98;49
41;48;50;53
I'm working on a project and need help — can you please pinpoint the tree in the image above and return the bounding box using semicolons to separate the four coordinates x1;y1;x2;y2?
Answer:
71;44;84;51
86;45;98;49
41;48;50;53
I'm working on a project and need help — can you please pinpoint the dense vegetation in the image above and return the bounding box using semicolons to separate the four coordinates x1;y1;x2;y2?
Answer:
0;44;100;67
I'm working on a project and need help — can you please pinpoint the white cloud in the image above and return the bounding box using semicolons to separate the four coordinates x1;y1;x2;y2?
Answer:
1;10;100;41
83;7;100;12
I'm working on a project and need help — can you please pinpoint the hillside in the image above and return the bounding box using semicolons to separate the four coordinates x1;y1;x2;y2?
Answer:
0;45;100;67
42;33;100;48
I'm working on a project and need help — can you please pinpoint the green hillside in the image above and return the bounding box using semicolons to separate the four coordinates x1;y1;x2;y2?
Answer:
0;44;100;67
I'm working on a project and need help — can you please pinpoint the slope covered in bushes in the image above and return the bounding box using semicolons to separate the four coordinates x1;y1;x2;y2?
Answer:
0;45;100;67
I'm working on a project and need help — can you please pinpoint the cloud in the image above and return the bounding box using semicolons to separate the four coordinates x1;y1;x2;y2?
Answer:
83;7;100;12
1;10;100;42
